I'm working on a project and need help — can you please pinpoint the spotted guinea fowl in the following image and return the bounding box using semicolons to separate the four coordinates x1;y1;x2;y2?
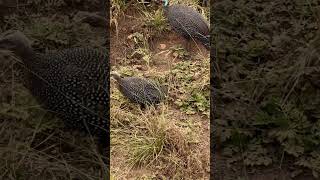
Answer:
158;0;210;50
0;30;109;158
111;71;166;108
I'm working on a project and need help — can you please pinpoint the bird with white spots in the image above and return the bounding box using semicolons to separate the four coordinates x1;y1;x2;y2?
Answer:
0;30;109;159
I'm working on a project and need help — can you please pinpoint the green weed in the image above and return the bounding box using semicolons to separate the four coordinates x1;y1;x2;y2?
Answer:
128;32;153;67
142;9;168;35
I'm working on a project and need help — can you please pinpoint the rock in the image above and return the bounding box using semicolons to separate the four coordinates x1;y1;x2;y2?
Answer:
159;43;166;49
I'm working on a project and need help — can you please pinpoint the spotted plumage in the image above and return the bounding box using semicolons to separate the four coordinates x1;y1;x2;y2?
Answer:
159;0;210;50
111;72;166;108
0;31;109;151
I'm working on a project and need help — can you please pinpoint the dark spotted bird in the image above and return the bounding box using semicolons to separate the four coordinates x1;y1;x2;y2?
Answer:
111;71;167;108
0;30;109;159
157;0;210;50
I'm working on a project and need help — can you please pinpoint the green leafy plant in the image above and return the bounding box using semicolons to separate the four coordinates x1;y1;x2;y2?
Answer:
142;9;168;35
128;32;153;67
170;59;210;117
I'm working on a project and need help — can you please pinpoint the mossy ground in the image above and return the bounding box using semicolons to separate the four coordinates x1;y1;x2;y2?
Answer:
213;0;320;179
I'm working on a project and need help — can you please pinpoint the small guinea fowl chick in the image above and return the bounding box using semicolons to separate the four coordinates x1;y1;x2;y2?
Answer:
111;71;167;108
0;30;109;161
157;0;210;51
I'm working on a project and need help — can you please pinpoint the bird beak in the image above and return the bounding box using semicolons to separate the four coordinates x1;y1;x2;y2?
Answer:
0;31;12;49
0;38;8;49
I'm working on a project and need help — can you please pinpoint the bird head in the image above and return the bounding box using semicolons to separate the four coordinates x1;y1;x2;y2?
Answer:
110;71;123;82
155;0;169;6
0;30;33;58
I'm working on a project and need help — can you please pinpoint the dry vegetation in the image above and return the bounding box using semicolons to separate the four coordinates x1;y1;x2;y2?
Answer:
0;0;108;179
213;0;320;179
110;0;210;179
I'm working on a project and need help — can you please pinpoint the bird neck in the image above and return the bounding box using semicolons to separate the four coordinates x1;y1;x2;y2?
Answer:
16;46;37;63
163;3;169;15
111;74;123;82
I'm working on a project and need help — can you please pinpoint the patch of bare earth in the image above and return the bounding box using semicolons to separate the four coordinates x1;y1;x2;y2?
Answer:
110;7;209;179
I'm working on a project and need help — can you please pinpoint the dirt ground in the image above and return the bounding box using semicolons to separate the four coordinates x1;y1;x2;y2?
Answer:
110;3;210;179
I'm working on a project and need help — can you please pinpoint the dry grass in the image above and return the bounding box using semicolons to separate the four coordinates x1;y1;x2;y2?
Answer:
110;78;210;178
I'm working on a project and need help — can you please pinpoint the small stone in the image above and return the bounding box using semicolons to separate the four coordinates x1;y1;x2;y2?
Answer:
173;52;178;57
159;43;166;49
127;34;133;39
134;65;144;70
51;149;57;154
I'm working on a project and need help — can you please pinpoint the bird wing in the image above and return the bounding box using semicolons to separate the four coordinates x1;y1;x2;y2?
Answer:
168;5;209;37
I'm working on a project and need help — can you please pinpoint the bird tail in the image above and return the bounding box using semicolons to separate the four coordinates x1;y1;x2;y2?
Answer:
203;36;210;50
198;34;210;50
193;31;210;50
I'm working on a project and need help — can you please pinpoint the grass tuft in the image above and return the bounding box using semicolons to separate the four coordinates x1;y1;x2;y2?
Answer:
142;9;169;35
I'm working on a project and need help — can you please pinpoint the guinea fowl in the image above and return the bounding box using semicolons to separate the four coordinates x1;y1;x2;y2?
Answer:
111;71;167;108
0;30;109;160
158;0;210;50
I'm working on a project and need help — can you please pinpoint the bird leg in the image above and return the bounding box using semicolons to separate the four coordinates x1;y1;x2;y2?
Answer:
184;38;191;52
